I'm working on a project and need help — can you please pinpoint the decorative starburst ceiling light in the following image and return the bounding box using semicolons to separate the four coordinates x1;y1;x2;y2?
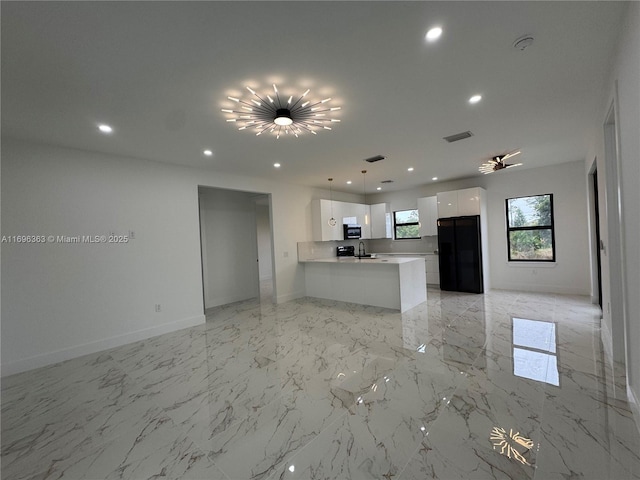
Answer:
221;84;341;139
479;151;523;174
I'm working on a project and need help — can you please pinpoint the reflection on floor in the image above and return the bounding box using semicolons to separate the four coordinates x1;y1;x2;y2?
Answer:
2;289;640;479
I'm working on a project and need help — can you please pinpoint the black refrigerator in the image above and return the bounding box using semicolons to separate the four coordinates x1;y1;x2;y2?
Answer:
437;215;484;293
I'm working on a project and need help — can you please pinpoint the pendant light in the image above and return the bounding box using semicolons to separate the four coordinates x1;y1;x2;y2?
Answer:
328;178;337;227
362;170;369;225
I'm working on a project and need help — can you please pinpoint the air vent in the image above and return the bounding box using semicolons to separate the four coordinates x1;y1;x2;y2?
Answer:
443;131;474;143
380;180;394;184
364;155;386;163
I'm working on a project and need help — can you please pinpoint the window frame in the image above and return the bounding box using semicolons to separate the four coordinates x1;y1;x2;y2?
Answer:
505;194;556;262
393;209;420;240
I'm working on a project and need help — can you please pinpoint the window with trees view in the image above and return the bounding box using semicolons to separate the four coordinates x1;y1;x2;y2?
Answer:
394;209;420;239
506;194;555;261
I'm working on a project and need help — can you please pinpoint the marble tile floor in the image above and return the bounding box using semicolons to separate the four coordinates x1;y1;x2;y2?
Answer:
2;288;640;479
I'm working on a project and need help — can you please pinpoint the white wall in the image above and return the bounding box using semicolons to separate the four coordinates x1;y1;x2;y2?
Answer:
199;188;259;308
1;139;362;375
1;141;205;375
368;160;591;295
587;2;640;418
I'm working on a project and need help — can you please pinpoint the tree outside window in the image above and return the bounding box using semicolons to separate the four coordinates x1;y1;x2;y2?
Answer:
394;209;420;239
506;194;555;261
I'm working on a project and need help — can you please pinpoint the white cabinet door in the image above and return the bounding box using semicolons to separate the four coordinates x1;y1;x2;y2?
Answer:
311;199;343;241
370;203;391;238
457;187;482;216
418;196;438;236
425;256;440;285
437;191;458;218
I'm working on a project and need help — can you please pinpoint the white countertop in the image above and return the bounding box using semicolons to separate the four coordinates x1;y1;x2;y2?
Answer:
300;256;425;264
373;252;438;256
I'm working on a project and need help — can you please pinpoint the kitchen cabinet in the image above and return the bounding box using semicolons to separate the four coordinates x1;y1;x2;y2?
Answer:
311;199;343;241
436;187;485;218
311;199;371;241
370;203;392;239
425;255;440;285
417;196;438;236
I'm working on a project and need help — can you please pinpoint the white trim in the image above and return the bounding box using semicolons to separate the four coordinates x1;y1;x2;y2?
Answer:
506;262;557;268
489;283;589;295
629;385;640;438
1;314;205;377
601;318;615;369
276;290;305;304
208;294;259;308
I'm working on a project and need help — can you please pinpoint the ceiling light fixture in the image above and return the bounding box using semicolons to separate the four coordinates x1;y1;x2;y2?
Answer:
407;167;414;172
376;187;382;191
273;163;281;168
98;124;113;134
203;149;213;156
479;151;522;174
426;27;443;42
221;84;340;139
346;180;352;185
432;177;438;181
469;95;482;104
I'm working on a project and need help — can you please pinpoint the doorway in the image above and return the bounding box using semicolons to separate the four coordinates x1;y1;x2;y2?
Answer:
198;187;276;311
590;166;603;308
602;100;629;387
254;194;276;303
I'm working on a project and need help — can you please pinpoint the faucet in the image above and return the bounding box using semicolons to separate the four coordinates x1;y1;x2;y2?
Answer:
358;241;366;257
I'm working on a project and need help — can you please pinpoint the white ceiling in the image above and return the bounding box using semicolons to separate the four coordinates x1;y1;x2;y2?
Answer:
1;1;626;193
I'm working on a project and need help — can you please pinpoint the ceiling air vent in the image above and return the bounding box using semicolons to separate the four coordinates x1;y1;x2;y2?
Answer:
443;131;474;143
380;180;394;184
364;155;386;163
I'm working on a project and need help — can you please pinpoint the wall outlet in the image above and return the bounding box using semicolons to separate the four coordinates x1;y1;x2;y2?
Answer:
155;304;161;312
129;230;135;239
283;251;289;258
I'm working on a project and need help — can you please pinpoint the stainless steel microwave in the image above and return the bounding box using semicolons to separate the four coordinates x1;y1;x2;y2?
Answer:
343;224;362;239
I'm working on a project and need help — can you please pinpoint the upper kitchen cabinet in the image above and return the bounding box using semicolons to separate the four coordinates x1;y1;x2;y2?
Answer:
417;196;438;236
370;203;392;239
311;199;343;241
437;187;486;218
311;199;371;241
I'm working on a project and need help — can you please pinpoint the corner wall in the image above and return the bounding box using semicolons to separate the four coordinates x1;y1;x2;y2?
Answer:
0;139;351;375
367;160;591;296
587;1;640;425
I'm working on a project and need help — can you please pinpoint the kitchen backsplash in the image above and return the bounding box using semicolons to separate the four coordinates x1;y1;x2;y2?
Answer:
297;236;438;261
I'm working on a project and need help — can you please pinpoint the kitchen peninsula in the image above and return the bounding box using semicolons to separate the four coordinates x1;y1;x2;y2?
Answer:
300;256;427;312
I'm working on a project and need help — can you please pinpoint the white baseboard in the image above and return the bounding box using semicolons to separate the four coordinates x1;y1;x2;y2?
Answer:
206;292;258;308
629;384;640;438
276;290;305;304
490;282;589;295
1;314;205;377
601;319;615;368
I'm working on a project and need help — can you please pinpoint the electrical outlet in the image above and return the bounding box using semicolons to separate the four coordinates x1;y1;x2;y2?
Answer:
155;304;161;312
283;251;289;258
129;230;135;239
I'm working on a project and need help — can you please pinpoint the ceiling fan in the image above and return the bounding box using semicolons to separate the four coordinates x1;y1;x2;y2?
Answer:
479;150;523;174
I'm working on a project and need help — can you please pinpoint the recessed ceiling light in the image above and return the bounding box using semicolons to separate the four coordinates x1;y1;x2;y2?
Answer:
346;180;352;184
432;177;438;181
407;167;414;172
426;27;443;42
98;124;113;134
203;149;213;157
468;95;482;104
273;163;281;168
376;187;382;191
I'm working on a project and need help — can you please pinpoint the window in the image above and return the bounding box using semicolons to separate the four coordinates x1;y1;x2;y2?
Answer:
394;209;420;239
506;194;555;261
